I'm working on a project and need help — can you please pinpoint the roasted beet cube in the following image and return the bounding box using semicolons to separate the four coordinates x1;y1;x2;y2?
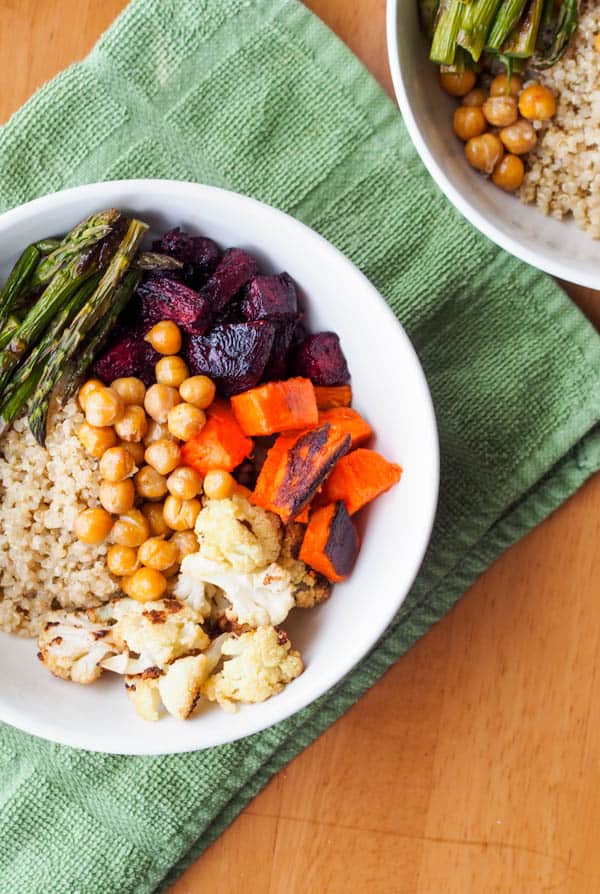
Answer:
292;331;350;386
93;335;160;386
241;273;298;321
200;248;258;314
184;321;276;396
153;228;221;279
262;317;297;381
137;276;213;335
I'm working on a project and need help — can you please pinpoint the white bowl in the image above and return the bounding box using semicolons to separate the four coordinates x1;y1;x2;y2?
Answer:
386;0;600;288
0;180;438;754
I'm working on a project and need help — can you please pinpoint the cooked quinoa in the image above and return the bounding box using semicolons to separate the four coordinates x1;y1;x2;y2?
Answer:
520;1;600;236
0;402;119;637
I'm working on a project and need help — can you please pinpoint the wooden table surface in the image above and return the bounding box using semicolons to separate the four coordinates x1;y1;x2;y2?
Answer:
2;2;599;892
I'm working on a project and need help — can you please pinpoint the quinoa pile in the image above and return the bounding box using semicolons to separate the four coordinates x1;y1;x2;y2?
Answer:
0;402;118;637
520;1;600;236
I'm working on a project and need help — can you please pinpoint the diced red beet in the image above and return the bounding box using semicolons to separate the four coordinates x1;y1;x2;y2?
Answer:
261;317;297;381
292;332;350;386
137;276;213;335
152;228;221;278
184;321;276;396
93;336;160;386
212;296;246;325
241;273;298;321
200;248;258;314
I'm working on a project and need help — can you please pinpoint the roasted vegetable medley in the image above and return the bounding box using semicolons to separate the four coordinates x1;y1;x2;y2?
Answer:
0;212;402;721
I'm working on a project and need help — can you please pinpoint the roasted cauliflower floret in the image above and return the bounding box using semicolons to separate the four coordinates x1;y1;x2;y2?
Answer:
278;523;332;609
201;626;303;712
125;670;162;722
37;611;118;685
195;494;281;572
124;635;228;721
112;598;209;669
158;654;212;720
177;554;295;627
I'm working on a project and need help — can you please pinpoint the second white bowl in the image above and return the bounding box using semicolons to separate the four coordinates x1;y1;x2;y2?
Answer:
386;0;600;288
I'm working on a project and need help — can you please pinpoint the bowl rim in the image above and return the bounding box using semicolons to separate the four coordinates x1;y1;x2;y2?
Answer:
386;0;599;290
0;179;439;753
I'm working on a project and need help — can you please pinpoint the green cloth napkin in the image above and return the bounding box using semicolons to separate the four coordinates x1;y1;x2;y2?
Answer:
1;1;599;891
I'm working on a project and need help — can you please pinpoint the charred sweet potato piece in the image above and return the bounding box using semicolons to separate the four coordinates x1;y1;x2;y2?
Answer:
314;384;353;410
184;321;276;397
200;248;258;314
252;423;351;523
320;448;402;515
180;399;253;475
231;377;318;436
318;407;372;449
241;273;298;321
299;501;359;582
292;332;350;386
137;276;213;335
93;335;160;386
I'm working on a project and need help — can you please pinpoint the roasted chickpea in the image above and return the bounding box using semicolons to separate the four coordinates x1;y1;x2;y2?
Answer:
489;73;523;98
106;544;139;576
203;469;236;501
170;530;199;563
440;69;476;97
134;465;168;501
111;509;150;548
465;133;504;174
144;320;182;355
99;445;136;483
166;466;202;500
85;387;124;427
77;421;117;458
453;106;486;141
492;153;525;191
121;440;146;464
78;379;105;412
99;479;135;515
114;405;148;443
167;403;206;441
179;375;216;409
144;383;181;424
74;507;114;544
144;419;176;445
499;119;537;155
138;536;179;571
482;95;518;127
518;83;556;120
462;87;487;107
126;567;167;603
141;501;169;536
144;439;181;476
155;355;189;388
163;495;201;531
111;376;146;406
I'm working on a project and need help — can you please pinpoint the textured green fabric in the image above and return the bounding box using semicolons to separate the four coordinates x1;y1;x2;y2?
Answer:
0;0;599;891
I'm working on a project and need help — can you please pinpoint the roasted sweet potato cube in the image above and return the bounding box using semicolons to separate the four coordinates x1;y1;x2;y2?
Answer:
251;423;351;523
299;501;359;582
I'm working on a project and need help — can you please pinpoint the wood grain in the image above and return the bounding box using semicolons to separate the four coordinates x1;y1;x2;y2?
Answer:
1;3;598;892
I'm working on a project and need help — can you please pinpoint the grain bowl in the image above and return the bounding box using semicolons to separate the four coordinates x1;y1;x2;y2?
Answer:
0;180;438;754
